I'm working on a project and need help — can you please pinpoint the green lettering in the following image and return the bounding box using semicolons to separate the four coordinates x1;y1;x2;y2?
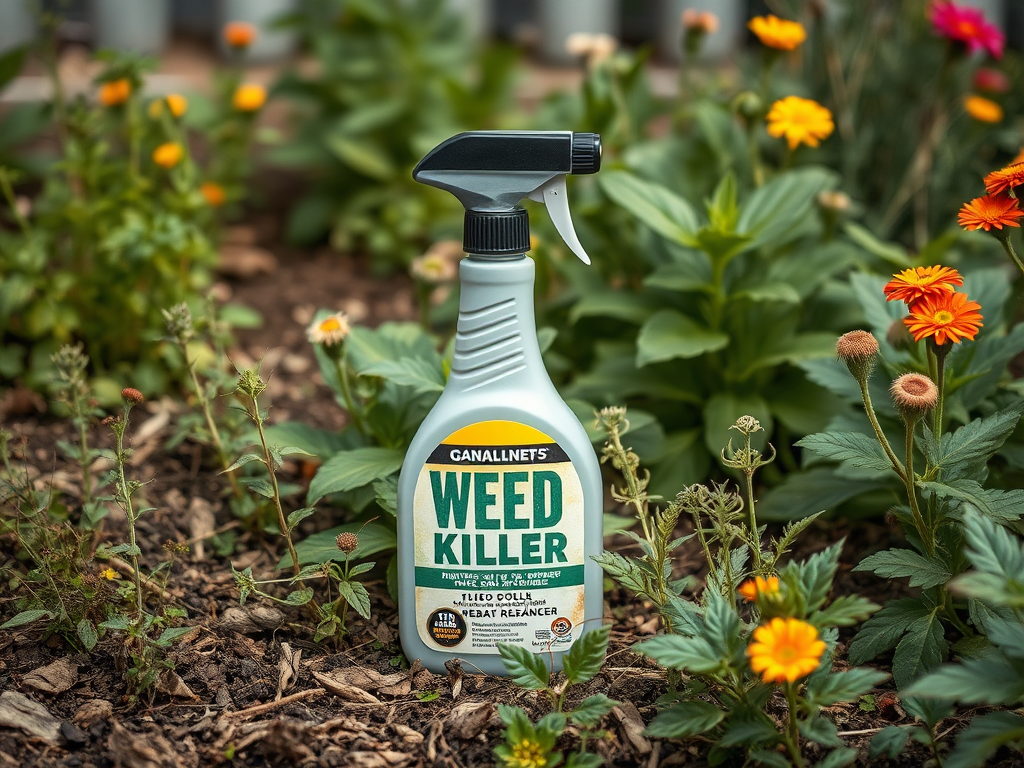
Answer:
503;472;529;530
545;532;567;563
498;534;519;565
522;532;542;565
476;533;496;565
430;471;470;529
474;472;499;530
533;471;563;528
434;533;459;565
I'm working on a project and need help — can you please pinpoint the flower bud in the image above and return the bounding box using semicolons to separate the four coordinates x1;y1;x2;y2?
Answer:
121;387;144;405
836;330;879;383
336;532;358;554
890;373;938;422
886;319;915;351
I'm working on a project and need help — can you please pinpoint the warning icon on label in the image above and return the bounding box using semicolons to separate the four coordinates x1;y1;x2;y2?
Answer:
427;608;467;647
550;617;572;637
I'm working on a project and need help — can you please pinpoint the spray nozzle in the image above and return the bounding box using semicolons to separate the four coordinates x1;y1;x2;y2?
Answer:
413;131;601;263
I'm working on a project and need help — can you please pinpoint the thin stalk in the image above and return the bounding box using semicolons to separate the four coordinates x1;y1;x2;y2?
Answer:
930;344;948;438
743;469;763;572
76;415;93;509
859;381;906;482
250;394;300;579
333;352;365;436
784;683;805;768
998;235;1024;277
903;419;934;559
114;421;144;618
181;344;242;500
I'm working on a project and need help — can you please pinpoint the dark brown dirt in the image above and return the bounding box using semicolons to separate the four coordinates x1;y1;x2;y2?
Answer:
0;216;961;768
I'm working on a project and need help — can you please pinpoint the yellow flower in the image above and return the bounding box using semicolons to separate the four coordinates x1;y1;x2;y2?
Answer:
98;78;131;107
748;15;806;51
152;142;184;169
410;252;457;285
766;96;834;150
201;182;226;207
148;93;188;119
747;617;827;684
307;312;351;346
508;739;546;768
101;567;118;581
233;84;267;112
737;575;780;602
964;94;1003;123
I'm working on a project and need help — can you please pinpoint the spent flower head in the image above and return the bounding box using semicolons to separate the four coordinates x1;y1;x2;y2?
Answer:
722;416;775;474
163;302;194;343
564;32;618;67
747;617;826;684
121;387;144;406
836;330;879;383
336;532;359;554
682;9;718;34
890;373;939;422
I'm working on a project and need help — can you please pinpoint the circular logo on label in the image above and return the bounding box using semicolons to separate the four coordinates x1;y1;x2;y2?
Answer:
427;608;467;647
550;617;573;637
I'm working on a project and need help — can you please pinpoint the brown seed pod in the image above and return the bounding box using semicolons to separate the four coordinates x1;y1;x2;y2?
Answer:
336;532;358;554
121;387;144;405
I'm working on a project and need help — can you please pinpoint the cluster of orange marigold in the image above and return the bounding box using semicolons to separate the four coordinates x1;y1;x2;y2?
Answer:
883;265;982;345
737;576;828;684
96;22;267;208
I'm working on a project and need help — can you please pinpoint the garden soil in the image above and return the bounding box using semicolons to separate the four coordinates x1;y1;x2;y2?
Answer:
0;213;979;767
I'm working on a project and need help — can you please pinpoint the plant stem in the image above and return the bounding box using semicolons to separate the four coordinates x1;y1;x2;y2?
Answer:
181;343;242;500
903;419;934;559
743;469;763;572
114;418;144;618
859;381;906;482
784;684;805;768
998;235;1024;277
333;352;365;436
931;343;948;438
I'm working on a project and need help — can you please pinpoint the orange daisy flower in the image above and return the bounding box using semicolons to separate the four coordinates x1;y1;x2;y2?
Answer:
98;78;131;107
747;15;806;51
738;576;780;602
958;193;1024;231
903;291;983;345
747;618;826;684
883;266;963;306
983;163;1024;196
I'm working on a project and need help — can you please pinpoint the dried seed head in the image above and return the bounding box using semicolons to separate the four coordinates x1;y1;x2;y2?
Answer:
885;319;915;351
890;373;938;421
121;387;144;405
836;330;879;383
336;532;358;554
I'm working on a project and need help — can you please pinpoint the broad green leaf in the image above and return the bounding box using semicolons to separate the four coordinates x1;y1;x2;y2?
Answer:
636;309;729;366
738;166;835;250
731;282;801;304
239;477;275;499
815;746;859;768
737;332;838;380
262;422;351;460
307;447;405;504
645;700;724;738
798;716;844;747
718;717;781;747
920;480;1024;524
284;521;396;568
157;626;196;646
361;358;445;395
224;452;266;472
497;642;550;690
0;609;51;629
563;625;611;685
569;694;619;728
848;599;930;665
287;507;317;532
806;668;889;707
643;263;712;294
925;403;1024;481
569;291;656;325
325;134;396;180
759;467;890;521
960;510;1024;582
892;610;947;689
337;580;371;619
282;587;315;606
598;170;700;246
854;550;951;589
869;726;912;760
904;654;1024;704
76;619;98;651
844;223;912;267
797;432;892;473
945;712;1024;768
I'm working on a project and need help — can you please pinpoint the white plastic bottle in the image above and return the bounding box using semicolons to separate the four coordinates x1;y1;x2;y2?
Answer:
397;131;604;675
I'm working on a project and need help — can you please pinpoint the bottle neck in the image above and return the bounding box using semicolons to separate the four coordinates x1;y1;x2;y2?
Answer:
448;256;545;394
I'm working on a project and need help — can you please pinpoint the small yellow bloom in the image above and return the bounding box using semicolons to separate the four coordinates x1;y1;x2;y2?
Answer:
737;575;780;602
223;21;257;49
233;84;267;112
152;142;184;169
201;182;226;207
509;738;546;768
964;94;1003;123
98;78;131;107
148;93;188;119
748;15;806;51
307;311;351;346
747;617;827;684
410;252;457;285
766;96;834;150
101;567;118;581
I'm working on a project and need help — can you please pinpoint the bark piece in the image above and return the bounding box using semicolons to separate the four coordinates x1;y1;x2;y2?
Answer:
219;606;285;634
0;691;61;743
333;667;406;691
311;671;382;704
23;657;78;694
108;721;181;768
444;701;495;740
346;751;413;768
613;701;652;756
73;699;113;728
275;642;301;700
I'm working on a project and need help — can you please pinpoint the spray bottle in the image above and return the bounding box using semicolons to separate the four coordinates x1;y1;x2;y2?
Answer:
397;131;603;675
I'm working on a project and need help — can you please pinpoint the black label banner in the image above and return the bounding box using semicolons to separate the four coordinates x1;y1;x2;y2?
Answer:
427;443;570;465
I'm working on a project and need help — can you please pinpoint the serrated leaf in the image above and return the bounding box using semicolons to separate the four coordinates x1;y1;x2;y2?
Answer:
564;753;604;768
904;653;1024;705
645;700;724;738
718;717;781;747
337;581;370;618
814;746;859;768
224;452;266;472
76;619;98;650
239;477;275;499
0;609;51;629
869;726;912;760
360;358;445;395
848;599;929;665
347;562;375;577
854;550;951;589
569;693;619;727
283;587;316;607
920;480;1024;524
892;610;947;689
286;506;317;532
563;625;610;685
592;551;650;597
157;626;195;646
945;712;1024;768
307;447;405;504
796;432;892;472
811;595;880;627
634;635;722;674
806;668;889;707
926;403;1024;481
799;716;844;747
960;510;1024;581
497;642;550;690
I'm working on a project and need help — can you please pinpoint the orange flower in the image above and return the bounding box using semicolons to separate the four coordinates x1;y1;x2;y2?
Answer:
201;182;226;207
152;142;184;169
223;21;257;49
233;84;267;112
738;576;780;602
747;618;826;684
99;78;131;107
766;97;834;150
903;291;983;345
748;15;806;50
964;95;1003;123
148;93;188;119
958;193;1024;232
883;266;963;306
983;163;1024;196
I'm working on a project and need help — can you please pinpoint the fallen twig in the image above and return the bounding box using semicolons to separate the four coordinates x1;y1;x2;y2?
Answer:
222;688;325;720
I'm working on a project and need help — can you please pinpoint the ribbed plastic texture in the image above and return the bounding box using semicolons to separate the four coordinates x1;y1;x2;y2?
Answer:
464;209;530;256
571;133;601;175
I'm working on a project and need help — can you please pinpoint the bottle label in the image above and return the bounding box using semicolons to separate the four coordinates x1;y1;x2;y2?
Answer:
413;420;585;655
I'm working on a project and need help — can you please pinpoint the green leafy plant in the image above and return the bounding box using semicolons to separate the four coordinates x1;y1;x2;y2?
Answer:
495;624;619;768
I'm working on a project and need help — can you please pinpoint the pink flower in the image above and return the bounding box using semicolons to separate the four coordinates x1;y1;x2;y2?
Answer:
973;67;1010;93
929;1;1004;59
